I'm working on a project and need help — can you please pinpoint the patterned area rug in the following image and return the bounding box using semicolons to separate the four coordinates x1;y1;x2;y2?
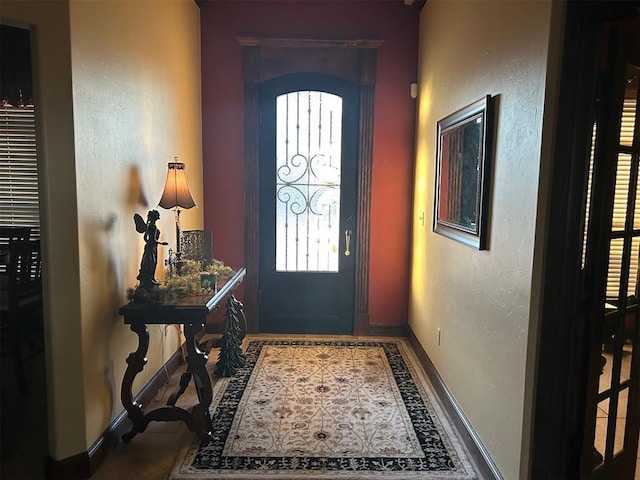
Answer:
170;336;479;479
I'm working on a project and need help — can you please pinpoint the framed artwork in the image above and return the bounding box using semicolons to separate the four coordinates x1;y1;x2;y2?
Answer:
434;95;494;249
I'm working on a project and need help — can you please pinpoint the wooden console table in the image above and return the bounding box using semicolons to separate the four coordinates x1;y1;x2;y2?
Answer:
118;267;246;442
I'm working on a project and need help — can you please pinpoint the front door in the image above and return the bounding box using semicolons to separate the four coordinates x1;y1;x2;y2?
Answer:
258;73;359;334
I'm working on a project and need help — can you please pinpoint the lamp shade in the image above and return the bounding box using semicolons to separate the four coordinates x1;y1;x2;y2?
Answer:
158;162;196;210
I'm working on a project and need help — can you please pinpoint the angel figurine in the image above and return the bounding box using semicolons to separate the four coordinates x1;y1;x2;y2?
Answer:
134;210;168;288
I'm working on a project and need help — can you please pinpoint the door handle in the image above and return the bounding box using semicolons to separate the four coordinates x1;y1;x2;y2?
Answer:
345;229;352;256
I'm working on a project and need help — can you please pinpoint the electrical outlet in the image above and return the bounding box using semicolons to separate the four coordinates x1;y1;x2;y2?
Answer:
437;327;441;346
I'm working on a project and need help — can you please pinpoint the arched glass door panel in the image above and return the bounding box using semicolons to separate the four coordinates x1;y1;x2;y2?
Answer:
275;91;342;273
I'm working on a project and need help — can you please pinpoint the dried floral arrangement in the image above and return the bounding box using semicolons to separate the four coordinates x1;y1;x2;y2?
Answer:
127;259;235;304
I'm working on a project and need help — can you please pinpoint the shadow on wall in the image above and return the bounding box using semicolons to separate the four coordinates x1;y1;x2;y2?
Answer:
128;166;149;208
83;212;126;422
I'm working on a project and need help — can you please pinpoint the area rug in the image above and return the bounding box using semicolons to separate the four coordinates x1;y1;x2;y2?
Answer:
170;336;479;479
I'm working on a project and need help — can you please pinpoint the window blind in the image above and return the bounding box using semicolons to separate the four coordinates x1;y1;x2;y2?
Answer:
582;95;639;302
582;123;597;271
0;105;40;241
607;96;639;300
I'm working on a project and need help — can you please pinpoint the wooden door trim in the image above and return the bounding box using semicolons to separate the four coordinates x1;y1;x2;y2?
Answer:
530;2;601;478
239;37;381;335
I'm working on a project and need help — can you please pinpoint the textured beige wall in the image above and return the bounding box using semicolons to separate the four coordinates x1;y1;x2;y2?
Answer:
409;1;556;478
1;0;202;461
68;0;202;449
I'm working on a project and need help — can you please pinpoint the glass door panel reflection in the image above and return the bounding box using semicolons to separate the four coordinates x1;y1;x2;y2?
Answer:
275;91;342;273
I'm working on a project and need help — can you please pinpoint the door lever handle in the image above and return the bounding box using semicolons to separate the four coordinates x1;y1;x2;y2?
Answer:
345;229;352;256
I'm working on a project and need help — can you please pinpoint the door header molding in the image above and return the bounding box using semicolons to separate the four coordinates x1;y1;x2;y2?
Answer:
238;37;380;85
237;37;383;49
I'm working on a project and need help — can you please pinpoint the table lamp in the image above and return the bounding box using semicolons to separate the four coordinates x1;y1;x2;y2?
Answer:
158;159;196;269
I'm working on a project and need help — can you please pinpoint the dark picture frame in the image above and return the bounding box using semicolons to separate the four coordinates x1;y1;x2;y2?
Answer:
434;95;493;249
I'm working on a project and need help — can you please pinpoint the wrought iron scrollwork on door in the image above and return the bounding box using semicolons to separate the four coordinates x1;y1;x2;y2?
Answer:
275;91;344;272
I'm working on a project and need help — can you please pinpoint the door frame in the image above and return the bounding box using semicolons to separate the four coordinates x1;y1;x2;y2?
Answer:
238;37;382;335
530;2;639;478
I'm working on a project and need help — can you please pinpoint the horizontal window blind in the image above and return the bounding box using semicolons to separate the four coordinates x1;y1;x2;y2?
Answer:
0;105;40;242
583;94;639;302
606;96;639;300
582;122;597;270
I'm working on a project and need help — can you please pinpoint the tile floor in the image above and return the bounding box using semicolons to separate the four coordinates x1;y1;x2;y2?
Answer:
596;344;640;479
89;354;211;480
0;345;208;480
2;340;639;479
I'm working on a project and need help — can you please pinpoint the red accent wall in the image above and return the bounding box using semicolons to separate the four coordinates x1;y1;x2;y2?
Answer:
201;1;418;326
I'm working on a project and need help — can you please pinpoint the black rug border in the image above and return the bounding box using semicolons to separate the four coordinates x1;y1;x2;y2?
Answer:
187;339;467;474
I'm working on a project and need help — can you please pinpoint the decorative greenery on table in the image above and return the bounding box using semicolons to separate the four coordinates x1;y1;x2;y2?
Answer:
127;259;235;304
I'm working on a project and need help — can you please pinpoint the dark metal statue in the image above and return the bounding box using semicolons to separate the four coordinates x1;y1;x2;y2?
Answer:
134;210;168;288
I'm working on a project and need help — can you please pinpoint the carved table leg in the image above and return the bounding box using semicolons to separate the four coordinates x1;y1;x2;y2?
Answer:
121;323;149;443
184;322;213;437
167;371;191;406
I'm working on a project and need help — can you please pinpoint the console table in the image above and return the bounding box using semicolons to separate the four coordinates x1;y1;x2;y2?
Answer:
118;267;246;442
